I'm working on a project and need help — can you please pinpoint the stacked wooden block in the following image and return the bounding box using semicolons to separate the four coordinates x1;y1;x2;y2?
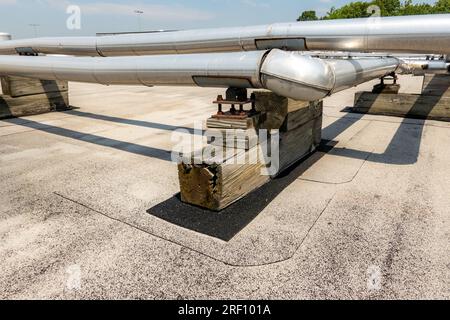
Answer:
0;76;70;119
178;91;323;211
352;74;450;122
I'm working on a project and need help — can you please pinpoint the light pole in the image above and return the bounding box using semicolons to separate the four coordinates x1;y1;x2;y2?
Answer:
29;24;40;37
134;10;144;32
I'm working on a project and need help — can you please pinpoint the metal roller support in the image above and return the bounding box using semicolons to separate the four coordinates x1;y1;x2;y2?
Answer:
0;49;399;101
0;14;449;56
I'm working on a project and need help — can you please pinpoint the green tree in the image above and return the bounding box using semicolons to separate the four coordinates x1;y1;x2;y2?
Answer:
434;0;450;13
401;0;433;15
324;1;372;19
307;0;450;20
374;0;402;16
297;10;319;21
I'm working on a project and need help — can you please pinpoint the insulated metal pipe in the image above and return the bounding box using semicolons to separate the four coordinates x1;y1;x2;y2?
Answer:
0;14;449;56
399;59;450;75
0;33;11;42
0;50;399;101
0;51;266;87
306;52;450;75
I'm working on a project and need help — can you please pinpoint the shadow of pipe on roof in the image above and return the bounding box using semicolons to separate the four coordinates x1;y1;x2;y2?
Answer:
339;75;449;165
64;109;205;136
1;117;173;162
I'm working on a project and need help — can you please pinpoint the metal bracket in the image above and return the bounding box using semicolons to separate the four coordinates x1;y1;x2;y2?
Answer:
212;88;257;120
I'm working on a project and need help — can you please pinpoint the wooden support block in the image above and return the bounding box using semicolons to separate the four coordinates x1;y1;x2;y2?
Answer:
281;100;323;132
0;76;70;119
0;91;70;119
179;112;322;210
313;115;323;146
206;113;263;130
352;92;450;122
253;91;323;173
178;147;270;211
179;91;324;211
1;76;68;98
253;91;322;131
277;115;323;174
206;129;259;150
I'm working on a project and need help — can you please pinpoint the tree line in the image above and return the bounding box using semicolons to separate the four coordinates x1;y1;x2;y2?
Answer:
297;0;450;21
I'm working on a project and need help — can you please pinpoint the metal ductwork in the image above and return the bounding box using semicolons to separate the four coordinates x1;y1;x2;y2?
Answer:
0;49;399;101
0;14;449;56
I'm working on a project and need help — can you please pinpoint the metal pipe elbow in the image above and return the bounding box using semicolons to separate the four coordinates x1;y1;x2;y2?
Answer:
260;50;335;101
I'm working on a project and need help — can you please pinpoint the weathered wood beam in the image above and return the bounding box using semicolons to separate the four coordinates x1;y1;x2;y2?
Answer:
352;92;450;122
1;76;68;98
0;76;70;119
0;91;69;119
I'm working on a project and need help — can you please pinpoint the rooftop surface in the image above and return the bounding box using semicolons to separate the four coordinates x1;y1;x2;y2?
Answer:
0;76;448;299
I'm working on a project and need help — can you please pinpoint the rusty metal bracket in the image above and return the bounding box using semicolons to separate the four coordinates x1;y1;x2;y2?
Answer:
212;90;257;120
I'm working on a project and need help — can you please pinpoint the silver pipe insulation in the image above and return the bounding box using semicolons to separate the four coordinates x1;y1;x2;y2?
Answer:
398;59;450;75
305;52;450;75
0;14;449;56
0;49;399;101
0;33;11;42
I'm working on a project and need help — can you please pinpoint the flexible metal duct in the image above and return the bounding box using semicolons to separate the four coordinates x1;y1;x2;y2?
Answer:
0;14;449;56
0;49;399;101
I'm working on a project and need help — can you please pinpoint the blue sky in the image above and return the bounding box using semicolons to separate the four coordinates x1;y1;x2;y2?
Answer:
0;0;438;38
